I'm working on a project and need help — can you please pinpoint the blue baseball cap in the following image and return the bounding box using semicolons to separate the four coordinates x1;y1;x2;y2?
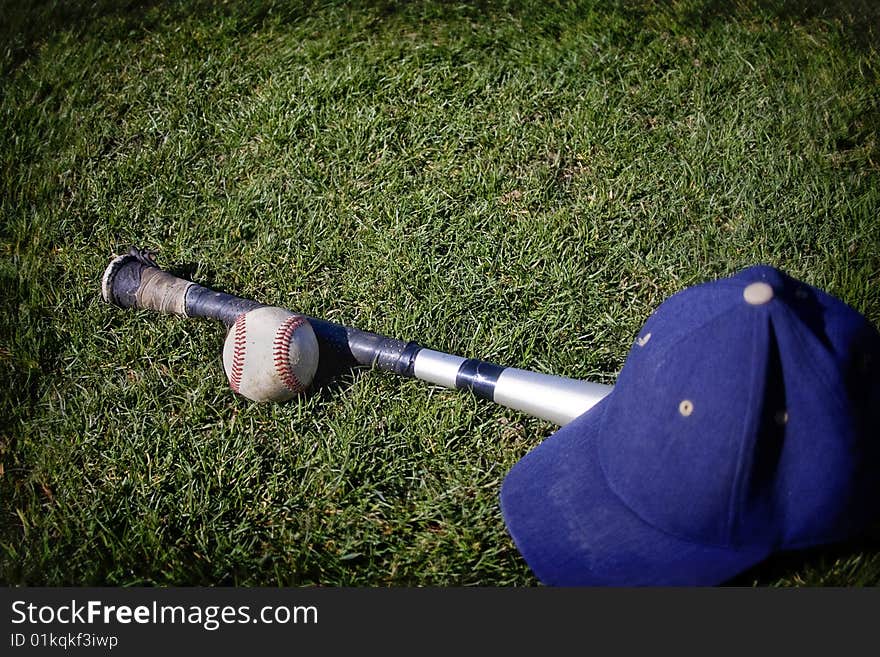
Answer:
500;265;880;586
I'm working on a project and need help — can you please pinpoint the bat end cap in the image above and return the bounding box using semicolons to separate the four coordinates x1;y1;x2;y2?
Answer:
101;247;159;305
102;253;132;304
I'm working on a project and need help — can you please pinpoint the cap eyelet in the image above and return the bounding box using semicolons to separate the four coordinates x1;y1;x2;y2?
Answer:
679;400;694;417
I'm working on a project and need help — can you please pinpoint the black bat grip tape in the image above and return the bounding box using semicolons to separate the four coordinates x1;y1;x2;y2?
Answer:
185;285;264;326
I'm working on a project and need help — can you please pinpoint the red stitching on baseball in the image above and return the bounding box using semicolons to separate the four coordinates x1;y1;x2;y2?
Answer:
229;312;247;393
273;315;307;393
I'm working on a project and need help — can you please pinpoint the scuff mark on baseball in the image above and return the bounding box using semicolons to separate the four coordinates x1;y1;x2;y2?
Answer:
222;306;319;402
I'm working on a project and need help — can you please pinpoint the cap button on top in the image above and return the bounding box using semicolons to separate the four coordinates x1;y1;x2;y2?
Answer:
743;281;774;305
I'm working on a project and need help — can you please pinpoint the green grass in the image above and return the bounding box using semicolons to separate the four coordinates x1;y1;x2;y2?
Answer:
1;0;879;586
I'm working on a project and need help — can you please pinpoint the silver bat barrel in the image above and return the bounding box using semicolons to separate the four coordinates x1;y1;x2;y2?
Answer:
413;349;610;425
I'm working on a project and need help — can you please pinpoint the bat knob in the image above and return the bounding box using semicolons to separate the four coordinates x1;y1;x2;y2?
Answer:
101;247;156;305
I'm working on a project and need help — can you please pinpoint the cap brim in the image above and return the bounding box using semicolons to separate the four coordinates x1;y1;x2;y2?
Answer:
500;398;771;586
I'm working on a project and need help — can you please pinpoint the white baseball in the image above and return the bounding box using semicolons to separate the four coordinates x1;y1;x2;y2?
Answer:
222;306;319;402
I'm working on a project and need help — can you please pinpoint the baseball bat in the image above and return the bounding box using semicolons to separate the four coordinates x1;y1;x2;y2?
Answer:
101;247;612;425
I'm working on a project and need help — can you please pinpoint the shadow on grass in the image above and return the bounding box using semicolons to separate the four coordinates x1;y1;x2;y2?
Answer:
1;0;321;78
0;260;69;577
0;262;63;426
4;0;878;81
1;0;159;77
674;0;879;53
724;534;880;586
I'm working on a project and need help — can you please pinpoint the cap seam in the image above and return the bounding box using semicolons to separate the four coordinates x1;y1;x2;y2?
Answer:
726;310;769;546
776;302;845;398
597;308;774;554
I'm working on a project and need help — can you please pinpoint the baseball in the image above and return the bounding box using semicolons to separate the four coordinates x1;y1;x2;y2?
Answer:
222;306;319;402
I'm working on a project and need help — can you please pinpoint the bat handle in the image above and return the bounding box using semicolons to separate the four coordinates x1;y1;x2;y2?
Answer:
102;247;262;324
100;247;394;377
